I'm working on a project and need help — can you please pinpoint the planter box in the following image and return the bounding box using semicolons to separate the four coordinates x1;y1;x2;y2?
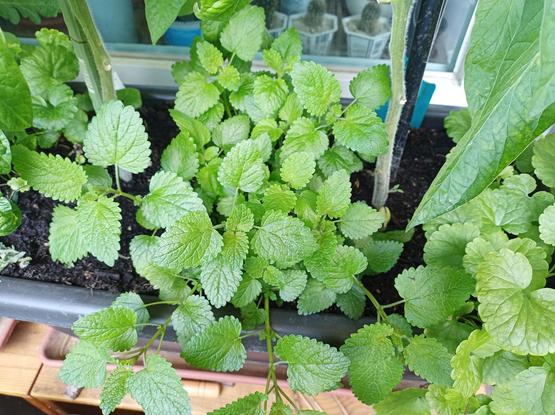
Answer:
289;13;338;55
343;15;390;59
268;12;288;38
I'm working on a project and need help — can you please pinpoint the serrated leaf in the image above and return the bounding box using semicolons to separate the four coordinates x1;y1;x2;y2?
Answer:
175;72;220;118
425;320;474;354
172;295;215;346
317;170;351;218
116;87;142;109
395;265;474;328
213;115;251;149
170;109;210;147
181;316;246;372
161;132;199;181
310;245;367;293
232;274;262;308
355;238;403;274
333;104;388;157
196;40;223;74
263;184;296;212
476;249;555;355
424;223;480;269
482;351;529;386
220;5;265;61
226;204;254;232
532;134;555;189
48;205;87;265
291;61;341;116
208;392;267;415
0;197;21;236
297;278;336;315
129;235;159;273
100;365;133;415
128;354;191;415
252;210;316;266
0;132;10;175
275;335;349;395
279;270;308;302
139;171;204;228
59;341;111;388
85;100;151;173
279;93;303;125
73;306;137;352
349;64;390;110
111;293;149;327
253;75;288;116
271;27;302;66
281;117;328;160
0;47;32;130
404;335;453;387
218;140;265;193
339;202;384;240
341;324;404;405
444;109;471;143
475;188;534;235
217;65;241;91
426;385;480;415
0;0;59;25
139;264;190;302
336;284;366;320
269;402;292;415
156;211;222;271
318;145;363;177
539;203;555;246
374;388;430;415
77;196;121;266
12;145;86;202
280;151;315;189
31;83;77;131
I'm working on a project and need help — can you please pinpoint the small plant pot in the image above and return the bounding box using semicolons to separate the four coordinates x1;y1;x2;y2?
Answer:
289;13;338;55
164;21;202;47
279;0;310;15
268;12;288;38
342;15;391;59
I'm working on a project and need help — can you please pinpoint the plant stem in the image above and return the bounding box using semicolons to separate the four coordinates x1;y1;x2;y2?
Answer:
382;299;405;309
371;0;412;208
353;278;389;323
115;166;122;191
58;0;116;112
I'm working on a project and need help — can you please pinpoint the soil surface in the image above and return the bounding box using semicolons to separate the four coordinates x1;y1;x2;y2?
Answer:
2;100;453;310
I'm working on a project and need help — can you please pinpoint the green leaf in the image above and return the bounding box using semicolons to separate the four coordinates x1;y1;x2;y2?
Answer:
12;145;86;202
336;285;366;320
252;210;316;266
77;196;121;266
84;100;151;174
404;335;453;387
181;316;246;371
280;152;316;190
279;270;307;302
341;324;404;405
220;5;265;61
232;274;262;307
145;0;185;43
269;402;292;415
175;72;220;118
482;351;529;386
424;223;480;269
239;303;265;330
490;366;555;415
275;335;349;395
426;385;480;415
218;140;265;193
172;295;215;346
197;40;223;74
0;131;10;175
116;87;142;109
139;171;204;229
111;293;149;327
0;0;59;24
317;170;351;219
475;188;534;235
532;134;555;189
226;204;254;233
208;392;267;415
212;114;250;148
100;365;133;415
48;205;86;265
539;203;555;246
161;132;199;181
281;117;328;160
291;61;341;116
83;165;112;193
0;47;32;130
279;93;303;125
73;306;137;352
157;211;223;271
318;145;363;178
31;84;77;131
0;197;21;236
444;109;471;143
139;264;190;302
253;75;288;116
349;64;390;110
310;245;367;294
374;388;430;415
355;238;403;274
217;65;241;91
297;278;336;315
128;354;191;415
333;104;388;157
271;27;302;67
129;235;159;273
425;320;474;354
263;184;296;212
410;0;555;227
395;266;474;328
339;202;384;240
170;109;210;147
59;341;111;388
476;249;555;355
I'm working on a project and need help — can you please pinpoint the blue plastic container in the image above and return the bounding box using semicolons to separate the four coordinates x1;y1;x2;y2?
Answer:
164;21;202;47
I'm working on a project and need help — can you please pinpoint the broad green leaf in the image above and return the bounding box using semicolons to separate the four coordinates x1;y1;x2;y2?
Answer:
463;231;510;275
297;278;336;315
395;265;474;328
280;151;315;189
374;388;430;415
226;204;254;233
156;211;222;271
333;104;388;156
318;145;363;177
424;223;480;269
404;335;453;387
476;249;555;355
279;93;303;125
212;114;250;148
12;145;86;202
482;351;529;385
31;84;77;130
279;270;308;302
83;165;112;193
208;392;267;415
84;100;151;173
175;72;220;118
262;184;296;212
349;64;390;110
196;40;223;74
128;354;191;415
170;109;210;147
218;140;265;193
73;306;137;352
532;134;555;189
281;117;328;160
77;196;121;266
0;47;32;130
410;0;555;227
539;203;555;246
100;365;133;415
426;385;480;415
0;131;10;174
138;171;204;229
111;293;149;327
239;303;265;330
217;65;241;91
220;5;265;61
252;210;316;266
172;295;215;346
339;202;384;240
271;27;302;67
48;205;86;265
336;285;366;320
475;188;534;235
425;320;475;354
316;170;351;218
269;402;292;415
0;0;59;24
354;238;403;274
59;341;111;388
275;335;349;395
444;109;471;143
0;197;21;236
116;87;142;109
161;132;199;181
139;264;190;302
181;316;246;371
129;235;159;273
253;75;288;116
341;324;404;405
291;61;341;116
232;274;262;307
310;245;367;294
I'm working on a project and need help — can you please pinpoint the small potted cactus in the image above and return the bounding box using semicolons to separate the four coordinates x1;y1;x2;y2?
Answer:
254;0;288;38
289;0;338;55
343;0;391;58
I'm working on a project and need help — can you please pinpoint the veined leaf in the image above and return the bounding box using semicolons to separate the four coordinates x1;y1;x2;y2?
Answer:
0;47;32;130
219;5;265;62
208;392;267;415
59;341;112;388
291;61;341;117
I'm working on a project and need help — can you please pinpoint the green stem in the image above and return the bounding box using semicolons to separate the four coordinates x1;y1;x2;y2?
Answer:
141;300;180;308
115;166;122;191
371;0;412;208
382;299;405;309
353;278;389;323
102;187;140;203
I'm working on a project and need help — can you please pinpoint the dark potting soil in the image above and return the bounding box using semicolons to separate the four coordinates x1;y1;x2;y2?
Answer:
2;100;453;310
